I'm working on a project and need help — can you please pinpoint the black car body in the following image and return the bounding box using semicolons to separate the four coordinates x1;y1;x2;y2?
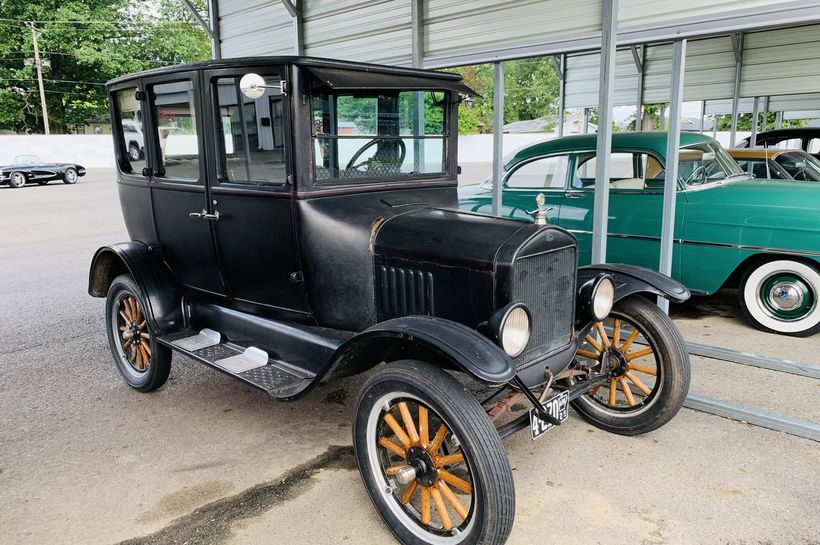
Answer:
88;57;691;545
736;127;820;159
0;155;86;187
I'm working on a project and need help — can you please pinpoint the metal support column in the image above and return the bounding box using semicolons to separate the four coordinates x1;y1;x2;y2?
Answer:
281;0;304;55
730;33;744;147
699;100;706;133
762;96;769;132
750;97;760;147
411;0;425;173
207;0;221;59
658;39;687;314
582;108;590;133
631;45;644;131
775;111;783;129
491;62;505;217
591;0;618;264
554;55;566;137
659;104;666;130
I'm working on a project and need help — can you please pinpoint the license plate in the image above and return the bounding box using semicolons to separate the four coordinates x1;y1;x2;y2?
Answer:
529;390;569;440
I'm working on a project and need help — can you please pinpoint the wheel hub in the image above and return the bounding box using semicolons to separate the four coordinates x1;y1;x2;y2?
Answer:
605;348;628;377
406;445;438;487
768;282;803;311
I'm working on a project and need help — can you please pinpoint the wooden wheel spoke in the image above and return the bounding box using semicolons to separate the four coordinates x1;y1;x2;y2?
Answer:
123;338;133;350
128;297;138;323
589;385;601;397
142;342;151;357
384;465;408;476
584;335;603;353
435;453;464;468
420;486;431;525
140;332;150;339
138;321;146;331
438;480;469;520
120;299;132;321
129;346;137;364
400;481;417;504
398;402;420;444
378;437;406;458
577;349;601;361
625;371;652;395
612;319;621;349
138;343;150;364
627;363;657;376
626;346;654;362
427;425;448;455
594;322;611;349
438;470;472;494
620;328;640;353
418;406;429;447
608;377;617;407
430;486;453;531
619;376;636;406
119;310;131;324
384;413;412;448
118;325;127;332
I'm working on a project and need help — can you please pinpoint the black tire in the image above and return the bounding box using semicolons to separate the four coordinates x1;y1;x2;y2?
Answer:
9;171;26;188
62;167;79;184
739;259;820;337
353;360;514;545
128;143;141;161
570;296;690;435
105;274;171;392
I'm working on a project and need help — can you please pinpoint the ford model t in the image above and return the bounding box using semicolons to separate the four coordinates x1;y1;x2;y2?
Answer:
89;57;691;545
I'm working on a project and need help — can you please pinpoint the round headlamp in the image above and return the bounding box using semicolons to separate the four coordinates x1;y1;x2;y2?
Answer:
489;303;531;357
591;276;615;321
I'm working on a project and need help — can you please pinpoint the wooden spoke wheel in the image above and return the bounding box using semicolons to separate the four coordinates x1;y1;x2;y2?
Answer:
354;360;514;545
569;296;690;435
105;274;171;392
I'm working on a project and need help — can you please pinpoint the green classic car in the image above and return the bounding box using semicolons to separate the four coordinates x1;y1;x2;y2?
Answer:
459;132;820;336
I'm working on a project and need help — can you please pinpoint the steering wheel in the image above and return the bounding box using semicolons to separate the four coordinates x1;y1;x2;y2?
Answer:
346;138;406;172
686;164;708;184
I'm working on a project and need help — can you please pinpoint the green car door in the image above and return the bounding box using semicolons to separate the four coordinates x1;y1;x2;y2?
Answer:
556;150;684;274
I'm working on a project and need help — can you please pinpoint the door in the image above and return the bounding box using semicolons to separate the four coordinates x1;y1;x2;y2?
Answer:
146;73;226;296
204;67;310;315
501;154;569;223
558;151;684;274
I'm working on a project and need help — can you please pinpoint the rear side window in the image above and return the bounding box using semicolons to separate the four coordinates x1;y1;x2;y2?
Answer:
113;88;146;174
808;138;820;154
151;80;201;181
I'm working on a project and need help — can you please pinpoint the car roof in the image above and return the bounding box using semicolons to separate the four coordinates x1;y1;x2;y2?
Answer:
106;55;465;87
741;127;820;141
727;148;803;159
505;131;714;168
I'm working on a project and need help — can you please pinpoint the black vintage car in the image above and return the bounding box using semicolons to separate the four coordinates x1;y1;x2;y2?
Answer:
736;127;820;159
89;57;691;545
0;154;86;187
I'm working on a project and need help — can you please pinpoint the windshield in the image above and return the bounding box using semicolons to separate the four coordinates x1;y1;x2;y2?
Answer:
311;90;448;181
14;155;42;164
678;142;743;186
774;152;820;181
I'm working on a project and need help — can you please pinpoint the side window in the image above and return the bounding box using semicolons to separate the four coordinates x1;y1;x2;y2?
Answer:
214;72;287;185
771;137;802;150
573;152;656;190
807;138;820;154
506;155;568;189
113;88;145;175
151;80;200;181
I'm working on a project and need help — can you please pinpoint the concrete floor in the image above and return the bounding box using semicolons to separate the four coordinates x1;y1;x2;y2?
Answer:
0;171;818;545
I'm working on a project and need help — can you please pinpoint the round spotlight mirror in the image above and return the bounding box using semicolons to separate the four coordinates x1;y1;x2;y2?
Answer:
239;73;267;100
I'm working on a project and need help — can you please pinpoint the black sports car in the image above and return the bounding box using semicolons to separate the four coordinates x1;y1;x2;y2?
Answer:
0;155;86;188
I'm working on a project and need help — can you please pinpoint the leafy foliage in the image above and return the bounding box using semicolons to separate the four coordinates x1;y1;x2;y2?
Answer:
0;0;210;133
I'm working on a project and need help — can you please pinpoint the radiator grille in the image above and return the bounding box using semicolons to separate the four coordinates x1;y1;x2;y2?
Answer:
380;266;435;316
511;246;576;367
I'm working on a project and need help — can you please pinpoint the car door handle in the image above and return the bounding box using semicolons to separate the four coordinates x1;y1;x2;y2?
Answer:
564;191;585;199
189;209;220;221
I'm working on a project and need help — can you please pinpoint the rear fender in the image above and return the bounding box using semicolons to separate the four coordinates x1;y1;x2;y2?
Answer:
88;242;182;334
320;316;515;384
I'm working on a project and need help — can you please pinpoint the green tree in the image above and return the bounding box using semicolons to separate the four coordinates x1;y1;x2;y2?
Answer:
0;0;210;133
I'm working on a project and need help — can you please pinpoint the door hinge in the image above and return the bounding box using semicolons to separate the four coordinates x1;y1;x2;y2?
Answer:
135;90;146;101
280;80;288;95
289;271;304;283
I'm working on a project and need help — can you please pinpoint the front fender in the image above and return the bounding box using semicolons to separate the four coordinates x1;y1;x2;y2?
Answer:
578;263;690;304
320;316;515;384
88;242;182;335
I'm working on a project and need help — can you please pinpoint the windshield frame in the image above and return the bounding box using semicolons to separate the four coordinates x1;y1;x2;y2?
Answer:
678;140;745;189
773;151;820;182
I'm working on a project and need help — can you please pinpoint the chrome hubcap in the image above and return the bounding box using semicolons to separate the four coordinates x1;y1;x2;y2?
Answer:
768;282;802;311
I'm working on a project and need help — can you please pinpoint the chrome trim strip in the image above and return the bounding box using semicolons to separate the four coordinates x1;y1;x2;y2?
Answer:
567;230;820;258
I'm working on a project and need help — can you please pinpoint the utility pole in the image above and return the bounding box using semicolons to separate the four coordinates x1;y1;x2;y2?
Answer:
29;23;50;135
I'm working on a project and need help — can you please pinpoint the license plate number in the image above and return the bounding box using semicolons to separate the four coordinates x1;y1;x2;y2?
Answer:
529;390;569;440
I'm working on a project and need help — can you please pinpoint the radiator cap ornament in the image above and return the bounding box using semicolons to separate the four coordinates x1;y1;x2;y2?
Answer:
529;193;549;225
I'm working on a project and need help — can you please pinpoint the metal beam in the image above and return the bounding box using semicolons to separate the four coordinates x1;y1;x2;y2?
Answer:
685;395;820;443
658;39;686;315
281;0;304;55
687;342;820;379
411;0;425;173
411;0;423;68
582;108;590;134
730;33;744;147
634;45;644;131
762;96;769;132
591;0;618;264
556;55;566;137
775;110;783;129
181;0;214;39
207;0;221;59
750;96;760;147
491;62;504;217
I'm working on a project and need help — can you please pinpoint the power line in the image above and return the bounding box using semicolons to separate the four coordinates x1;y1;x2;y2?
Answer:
0;77;106;86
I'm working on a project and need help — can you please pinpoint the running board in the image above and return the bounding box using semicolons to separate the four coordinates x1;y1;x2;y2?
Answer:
159;329;315;399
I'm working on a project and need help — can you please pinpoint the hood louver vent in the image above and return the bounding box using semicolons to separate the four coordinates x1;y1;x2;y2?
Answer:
379;265;435;317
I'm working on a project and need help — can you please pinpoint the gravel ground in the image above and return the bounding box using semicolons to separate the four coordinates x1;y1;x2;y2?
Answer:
0;170;817;545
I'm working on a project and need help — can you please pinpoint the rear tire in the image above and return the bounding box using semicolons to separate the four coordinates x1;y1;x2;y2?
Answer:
105;274;171;392
354;360;514;545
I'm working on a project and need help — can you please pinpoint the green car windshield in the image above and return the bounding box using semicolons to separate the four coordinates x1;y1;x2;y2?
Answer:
678;142;743;186
774;151;820;181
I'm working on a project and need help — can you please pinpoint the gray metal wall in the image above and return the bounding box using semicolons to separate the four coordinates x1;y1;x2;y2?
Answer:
219;0;293;58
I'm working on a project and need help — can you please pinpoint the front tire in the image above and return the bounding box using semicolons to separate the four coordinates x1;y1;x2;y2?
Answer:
570;296;690;435
63;167;79;184
9;171;26;188
354;360;514;545
105;275;171;392
739;259;820;337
